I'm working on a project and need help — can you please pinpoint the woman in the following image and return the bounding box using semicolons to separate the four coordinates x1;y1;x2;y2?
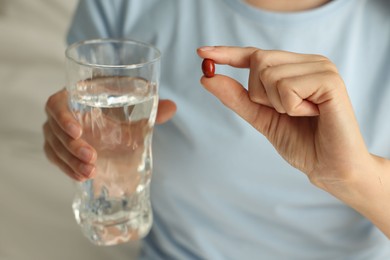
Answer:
43;0;390;259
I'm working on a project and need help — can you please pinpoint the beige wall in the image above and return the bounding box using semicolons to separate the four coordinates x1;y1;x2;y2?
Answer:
0;1;139;259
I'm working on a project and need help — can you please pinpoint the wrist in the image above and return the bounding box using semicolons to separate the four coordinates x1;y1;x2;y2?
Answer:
323;154;390;237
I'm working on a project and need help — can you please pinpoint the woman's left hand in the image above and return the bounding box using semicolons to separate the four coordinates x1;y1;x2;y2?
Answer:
197;46;390;238
198;46;371;191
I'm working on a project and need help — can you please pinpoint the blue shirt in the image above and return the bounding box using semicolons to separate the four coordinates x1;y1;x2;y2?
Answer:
68;0;390;259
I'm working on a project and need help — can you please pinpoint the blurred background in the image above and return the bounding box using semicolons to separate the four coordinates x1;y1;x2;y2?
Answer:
0;0;139;259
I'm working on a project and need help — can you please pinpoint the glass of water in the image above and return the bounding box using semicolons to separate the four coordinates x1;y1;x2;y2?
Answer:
65;39;160;246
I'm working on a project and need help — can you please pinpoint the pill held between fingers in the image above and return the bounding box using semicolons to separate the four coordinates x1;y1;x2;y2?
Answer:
202;58;215;78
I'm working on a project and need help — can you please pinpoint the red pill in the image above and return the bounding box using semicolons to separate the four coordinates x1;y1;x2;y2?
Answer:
202;58;215;78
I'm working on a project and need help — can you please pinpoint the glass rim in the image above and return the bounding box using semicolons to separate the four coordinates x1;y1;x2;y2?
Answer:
65;38;161;69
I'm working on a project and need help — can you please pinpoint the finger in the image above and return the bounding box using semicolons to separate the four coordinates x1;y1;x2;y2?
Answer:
247;51;328;113
45;89;82;139
248;64;272;108
255;60;338;113
197;46;328;112
156;99;177;124
260;60;339;88
43;121;95;179
43;141;87;182
198;46;273;108
276;71;346;116
197;46;327;69
197;46;256;68
200;74;278;135
48;117;96;164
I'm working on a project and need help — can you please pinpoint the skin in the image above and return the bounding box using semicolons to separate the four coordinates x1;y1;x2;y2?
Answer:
196;46;390;239
43;90;176;181
43;0;390;239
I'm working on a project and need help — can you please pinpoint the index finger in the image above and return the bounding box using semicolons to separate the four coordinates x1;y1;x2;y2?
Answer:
197;46;328;69
45;88;82;139
197;46;257;68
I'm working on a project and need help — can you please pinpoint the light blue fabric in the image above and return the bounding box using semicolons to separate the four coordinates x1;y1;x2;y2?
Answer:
67;0;390;259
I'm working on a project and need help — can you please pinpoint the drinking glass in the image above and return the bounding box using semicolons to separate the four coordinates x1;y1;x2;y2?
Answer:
65;38;160;246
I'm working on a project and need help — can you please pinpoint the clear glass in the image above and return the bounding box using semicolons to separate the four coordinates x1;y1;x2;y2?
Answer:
65;39;160;246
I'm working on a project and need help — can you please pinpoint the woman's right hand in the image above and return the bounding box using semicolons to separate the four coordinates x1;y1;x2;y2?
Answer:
43;89;177;181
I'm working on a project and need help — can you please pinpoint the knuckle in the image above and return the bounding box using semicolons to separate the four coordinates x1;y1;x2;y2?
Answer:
275;79;294;114
320;60;339;73
259;67;275;83
324;71;344;87
248;82;268;105
276;80;289;99
57;111;72;128
46;93;59;110
275;77;290;91
245;46;258;56
250;49;266;65
253;49;264;59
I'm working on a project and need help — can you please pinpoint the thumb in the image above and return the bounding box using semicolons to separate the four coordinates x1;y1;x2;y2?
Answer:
200;74;276;134
156;99;177;124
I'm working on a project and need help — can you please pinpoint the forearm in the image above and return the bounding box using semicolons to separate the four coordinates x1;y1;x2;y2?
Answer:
324;154;390;239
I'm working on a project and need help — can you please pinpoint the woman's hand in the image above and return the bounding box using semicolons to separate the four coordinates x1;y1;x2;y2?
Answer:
43;89;176;181
197;45;390;238
198;46;370;188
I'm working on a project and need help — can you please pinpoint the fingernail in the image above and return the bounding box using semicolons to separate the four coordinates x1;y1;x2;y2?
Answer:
198;46;215;52
67;123;81;139
79;163;94;177
78;147;93;162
